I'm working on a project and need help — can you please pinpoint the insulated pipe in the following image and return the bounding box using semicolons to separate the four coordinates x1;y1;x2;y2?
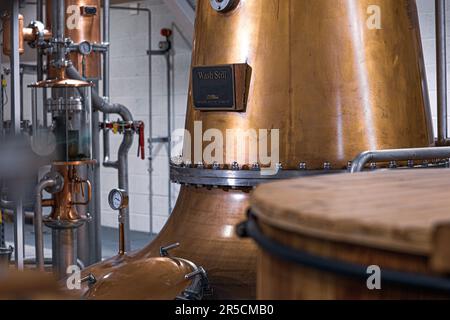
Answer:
436;0;448;145
350;147;450;173
66;64;133;251
34;177;57;271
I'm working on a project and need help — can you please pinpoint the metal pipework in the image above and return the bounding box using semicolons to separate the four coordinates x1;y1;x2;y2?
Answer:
103;0;112;167
43;161;93;278
350;147;450;173
51;0;67;69
111;4;154;235
34;172;64;271
10;0;24;271
37;0;44;82
66;65;134;251
436;0;449;145
52;228;77;279
148;26;173;215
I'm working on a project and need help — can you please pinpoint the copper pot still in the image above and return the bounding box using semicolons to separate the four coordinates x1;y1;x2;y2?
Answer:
46;0;101;79
79;0;433;300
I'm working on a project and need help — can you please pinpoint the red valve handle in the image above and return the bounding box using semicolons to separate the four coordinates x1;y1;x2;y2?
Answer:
161;28;172;38
138;122;145;160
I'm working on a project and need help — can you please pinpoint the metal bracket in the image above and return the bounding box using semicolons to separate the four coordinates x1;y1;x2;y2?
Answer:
80;273;97;286
160;242;180;257
177;265;212;300
42;171;64;194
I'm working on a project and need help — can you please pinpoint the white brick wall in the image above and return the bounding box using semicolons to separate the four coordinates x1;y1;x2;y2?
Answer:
417;0;450;136
100;0;192;233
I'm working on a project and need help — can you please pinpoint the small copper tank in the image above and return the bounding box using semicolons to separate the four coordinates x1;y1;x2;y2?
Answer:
46;0;101;79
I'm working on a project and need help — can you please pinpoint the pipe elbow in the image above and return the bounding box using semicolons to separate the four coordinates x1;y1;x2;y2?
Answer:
350;151;374;173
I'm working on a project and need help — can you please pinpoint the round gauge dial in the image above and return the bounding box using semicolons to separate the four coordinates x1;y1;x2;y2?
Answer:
78;41;92;55
209;0;239;12
108;189;128;210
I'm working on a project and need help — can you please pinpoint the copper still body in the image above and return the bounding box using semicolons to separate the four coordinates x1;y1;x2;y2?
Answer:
46;0;102;79
185;0;434;170
78;0;434;300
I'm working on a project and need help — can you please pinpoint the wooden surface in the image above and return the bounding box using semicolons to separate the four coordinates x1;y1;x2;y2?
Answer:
253;169;450;299
251;169;450;261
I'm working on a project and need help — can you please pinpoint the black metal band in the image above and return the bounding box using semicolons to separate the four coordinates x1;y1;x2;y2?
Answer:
238;210;450;293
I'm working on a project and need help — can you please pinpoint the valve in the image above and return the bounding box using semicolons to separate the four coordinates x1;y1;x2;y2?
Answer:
158;28;172;52
138;122;145;160
99;120;145;160
160;28;172;38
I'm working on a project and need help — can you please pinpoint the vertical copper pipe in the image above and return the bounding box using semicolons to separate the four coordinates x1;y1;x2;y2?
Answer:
118;222;125;255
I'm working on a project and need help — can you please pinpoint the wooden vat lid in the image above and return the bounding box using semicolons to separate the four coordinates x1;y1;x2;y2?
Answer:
250;169;450;272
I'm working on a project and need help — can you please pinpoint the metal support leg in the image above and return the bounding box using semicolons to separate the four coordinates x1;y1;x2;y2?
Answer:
52;228;77;279
436;0;448;145
10;0;24;270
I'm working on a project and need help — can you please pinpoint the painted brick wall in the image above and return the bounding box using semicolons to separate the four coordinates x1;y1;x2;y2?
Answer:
100;0;191;233
417;0;450;137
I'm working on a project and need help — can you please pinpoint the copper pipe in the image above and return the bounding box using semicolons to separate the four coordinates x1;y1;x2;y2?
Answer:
2;14;24;56
118;222;125;255
66;65;134;251
2;15;51;57
41;199;55;207
71;180;92;206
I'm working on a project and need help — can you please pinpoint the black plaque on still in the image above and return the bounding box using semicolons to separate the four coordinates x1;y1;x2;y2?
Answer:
192;65;235;110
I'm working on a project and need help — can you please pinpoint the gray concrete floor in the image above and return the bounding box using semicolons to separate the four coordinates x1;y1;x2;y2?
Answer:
3;222;155;262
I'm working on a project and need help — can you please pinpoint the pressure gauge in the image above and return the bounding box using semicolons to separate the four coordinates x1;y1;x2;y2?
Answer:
78;41;92;55
108;189;129;210
210;0;239;12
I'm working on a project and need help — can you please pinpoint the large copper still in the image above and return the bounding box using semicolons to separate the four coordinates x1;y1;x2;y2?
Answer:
79;0;433;299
